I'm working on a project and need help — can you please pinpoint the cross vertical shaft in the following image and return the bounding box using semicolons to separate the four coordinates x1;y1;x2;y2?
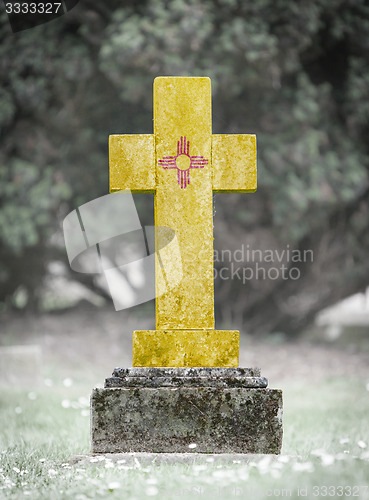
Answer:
154;77;214;330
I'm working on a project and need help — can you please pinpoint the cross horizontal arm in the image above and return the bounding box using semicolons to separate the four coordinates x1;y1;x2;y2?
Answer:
109;134;156;193
212;134;257;193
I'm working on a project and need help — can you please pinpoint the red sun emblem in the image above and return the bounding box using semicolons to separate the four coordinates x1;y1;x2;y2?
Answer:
158;136;209;189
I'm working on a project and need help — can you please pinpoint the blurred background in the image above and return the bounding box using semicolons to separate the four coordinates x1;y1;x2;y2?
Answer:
1;0;369;383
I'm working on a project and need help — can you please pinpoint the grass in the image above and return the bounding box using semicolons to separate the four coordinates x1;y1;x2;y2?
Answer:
0;377;369;499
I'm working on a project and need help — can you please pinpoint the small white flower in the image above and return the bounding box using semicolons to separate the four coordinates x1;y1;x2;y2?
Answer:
61;400;70;409
13;467;20;474
311;448;325;457
108;482;121;490
104;462;114;469
27;392;37;400
273;461;283;470
358;440;367;449
146;477;158;485
238;467;249;480
271;468;281;479
24;491;31;496
48;469;57;477
188;443;197;449
39;459;46;463
193;465;207;471
339;438;349;445
335;453;349;460
321;454;335;466
81;410;89;417
117;459;126;464
256;455;272;473
78;396;89;406
146;486;158;496
15;407;22;414
63;378;73;387
292;462;314;472
90;458;99;463
212;470;225;478
206;457;214;463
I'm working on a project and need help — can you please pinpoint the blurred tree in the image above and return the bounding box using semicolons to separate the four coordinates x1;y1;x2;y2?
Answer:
0;0;368;334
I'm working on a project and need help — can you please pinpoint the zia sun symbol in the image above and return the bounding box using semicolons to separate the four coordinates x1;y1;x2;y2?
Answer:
158;136;209;189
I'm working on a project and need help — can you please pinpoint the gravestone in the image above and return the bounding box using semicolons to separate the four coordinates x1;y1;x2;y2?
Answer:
91;77;283;453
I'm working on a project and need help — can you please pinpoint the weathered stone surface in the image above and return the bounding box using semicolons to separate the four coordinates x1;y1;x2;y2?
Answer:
105;375;268;388
133;329;239;367
113;367;261;377
91;385;283;454
154;77;214;330
109;134;156;192
212;134;257;193
106;367;266;388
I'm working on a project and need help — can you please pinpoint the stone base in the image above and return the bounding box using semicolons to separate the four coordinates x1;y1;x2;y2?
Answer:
91;368;283;454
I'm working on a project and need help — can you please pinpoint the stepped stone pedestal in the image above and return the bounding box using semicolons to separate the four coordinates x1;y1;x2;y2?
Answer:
91;367;283;454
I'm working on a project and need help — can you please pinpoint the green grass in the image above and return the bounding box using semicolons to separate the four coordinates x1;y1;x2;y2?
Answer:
0;378;369;499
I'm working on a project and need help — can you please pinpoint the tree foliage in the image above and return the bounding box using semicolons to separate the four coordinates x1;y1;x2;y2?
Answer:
1;0;369;333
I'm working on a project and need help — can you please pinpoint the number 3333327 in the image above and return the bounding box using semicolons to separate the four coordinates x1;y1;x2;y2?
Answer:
5;2;62;15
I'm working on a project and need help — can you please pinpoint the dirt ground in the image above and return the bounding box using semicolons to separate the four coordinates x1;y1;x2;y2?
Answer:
1;303;368;388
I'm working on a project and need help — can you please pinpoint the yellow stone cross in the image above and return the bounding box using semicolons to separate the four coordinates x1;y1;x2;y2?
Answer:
109;77;256;367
